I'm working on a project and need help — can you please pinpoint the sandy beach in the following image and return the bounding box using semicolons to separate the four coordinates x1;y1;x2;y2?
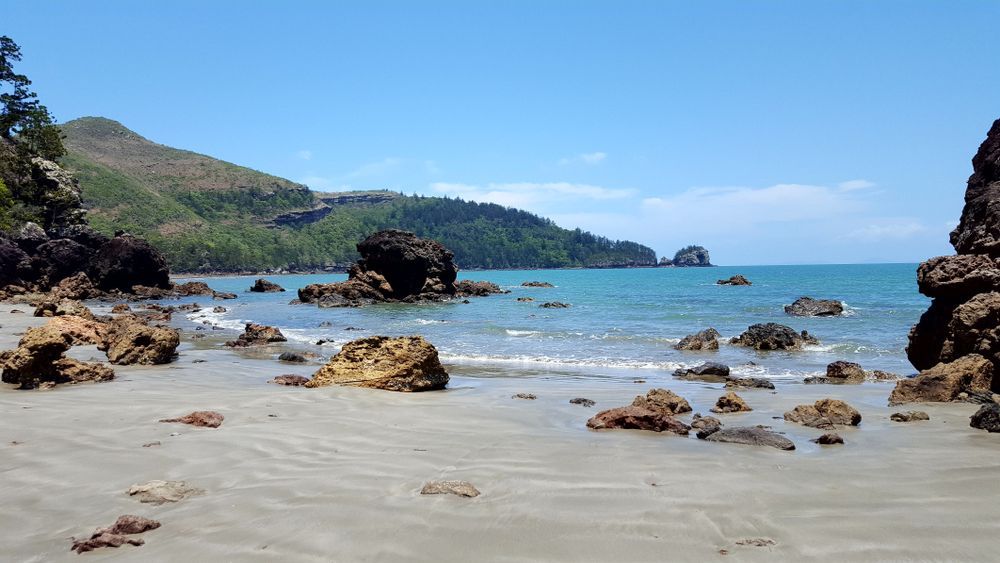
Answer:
1;309;998;562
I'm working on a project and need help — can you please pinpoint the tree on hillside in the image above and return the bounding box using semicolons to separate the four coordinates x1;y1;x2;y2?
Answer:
0;36;64;159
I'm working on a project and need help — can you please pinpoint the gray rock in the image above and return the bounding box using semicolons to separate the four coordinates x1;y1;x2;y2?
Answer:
701;426;795;450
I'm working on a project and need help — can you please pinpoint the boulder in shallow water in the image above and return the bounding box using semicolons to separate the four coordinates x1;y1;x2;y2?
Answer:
891;410;930;422
784;398;862;429
691;413;723;438
805;360;868;384
521;281;554;287
570;397;595;407
103;319;180;365
226;323;287;347
812;433;844;445
586;405;690;434
539;301;570;309
71;515;161;554
710;391;752;413
725;377;775;390
306;335;449;392
700;426;795;450
673;361;730;382
454;280;510;296
889;354;993;404
674;328;720;351
716;275;752;286
174;281;214;296
730;323;818;350
271;374;310;386
249;278;285;292
784;297;844;317
632;388;692;415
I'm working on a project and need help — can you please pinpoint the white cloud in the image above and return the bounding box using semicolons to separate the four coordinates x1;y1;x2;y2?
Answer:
430;181;635;209
558;151;607;166
296;149;313;161
837;179;876;191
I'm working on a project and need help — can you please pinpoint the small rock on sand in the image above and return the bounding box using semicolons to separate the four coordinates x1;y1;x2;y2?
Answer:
970;403;1000;432
569;397;595;407
127;480;203;504
736;538;776;547
271;374;310;386
710;391;752;414
587;406;690;434
420;480;480;497
141;441;161;448
812;433;845;445
512;393;537;400
891;411;930;422
700;426;795;450
159;411;224;428
71;514;161;553
278;352;307;363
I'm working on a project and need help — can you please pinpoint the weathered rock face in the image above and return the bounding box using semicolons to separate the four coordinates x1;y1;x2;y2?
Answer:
784;297;844;317
631;388;692;415
586;405;691;434
30;157;87;228
89;233;171;292
784;398;861;429
306;336;449;391
33;297;94;319
717;275;752;286
103;320;180;365
730;323;818;350
889;354;993;404
50;271;99;300
249;278;285;292
675;328;720;351
0;325;114;389
670;246;712;267
908;120;1000;393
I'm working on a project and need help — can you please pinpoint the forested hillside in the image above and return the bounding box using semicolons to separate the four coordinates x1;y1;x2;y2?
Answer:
58;117;657;272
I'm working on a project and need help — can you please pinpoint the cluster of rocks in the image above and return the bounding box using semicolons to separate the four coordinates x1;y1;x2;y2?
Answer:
901;119;1000;408
297;230;507;307
0;302;179;389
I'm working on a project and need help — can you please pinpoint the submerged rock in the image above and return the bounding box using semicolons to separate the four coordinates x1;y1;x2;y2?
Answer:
730;323;818;350
249;278;285;292
691;413;723;438
674;328;720;351
891;411;930;422
521;281;554;287
454;280;510;297
127;480;204;504
701;426;795;450
159;411;224;428
586;405;690;434
784;297;844;317
717;275;752;286
420;480;480;498
673;361;730;382
812;433;844;445
278;352;307;363
539;301;570;309
226;323;287;347
889;354;994;404
632;388;692;415
271;374;310;386
516;296;534;302
725;377;775;390
307;336;449;391
710;391;752;414
512;393;537;400
569;397;596;407
970;403;1000;432
784;398;862;429
72;514;162;552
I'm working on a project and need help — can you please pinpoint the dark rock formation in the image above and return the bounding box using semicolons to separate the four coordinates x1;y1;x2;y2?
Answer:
249;278;285;292
673;361;731;382
159;411;224;428
812;433;844;445
674;328;720;351
784;297;844;317
710;391;752;413
586;405;690;434
668;245;712;267
970;403;1000;432
306;336;449;391
516;296;534;302
569;397;595;407
512;393;537;400
71;515;160;554
278;352;307;363
805;360;867;385
89;233;170;292
454;280;510;297
730;323;818;350
225;323;287;347
522;281;554;287
717;275;752;286
907;120;1000;394
271;374;310;386
691;413;723;438
725;377;775;390
539;301;570;309
700;426;795;450
891;411;930;422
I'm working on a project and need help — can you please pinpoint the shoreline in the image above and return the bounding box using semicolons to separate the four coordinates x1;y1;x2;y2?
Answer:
2;307;999;561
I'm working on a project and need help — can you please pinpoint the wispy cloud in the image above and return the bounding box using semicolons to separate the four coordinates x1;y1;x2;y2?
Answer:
295;149;313;161
431;181;635;209
837;179;876;191
843;220;928;241
558;151;607;166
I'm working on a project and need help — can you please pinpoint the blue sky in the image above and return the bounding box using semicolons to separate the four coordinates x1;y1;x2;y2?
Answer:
6;1;998;264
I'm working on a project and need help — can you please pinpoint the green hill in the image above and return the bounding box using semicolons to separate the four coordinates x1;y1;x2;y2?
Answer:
59;117;657;272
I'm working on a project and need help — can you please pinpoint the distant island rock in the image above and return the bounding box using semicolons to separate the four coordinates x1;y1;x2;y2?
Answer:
717;275;751;286
660;245;713;267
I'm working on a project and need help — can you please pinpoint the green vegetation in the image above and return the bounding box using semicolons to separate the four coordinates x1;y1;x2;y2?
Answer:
59;116;657;272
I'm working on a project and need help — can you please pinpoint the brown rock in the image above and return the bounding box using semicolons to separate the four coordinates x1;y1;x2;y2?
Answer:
0;325;114;389
716;275;752;286
917;254;1000;299
725;377;775;390
45;315;107;345
889;354;993;404
271;374;310;386
104;321;180;365
710;391;752;413
674;328;720;351
249;278;285;292
812;433;844;445
569;397;595;407
890;411;930;422
632;388;692;415
784;297;844;317
111;303;131;314
420;480;480;497
72;532;145;554
50;271;99;300
306;336;449;392
586;405;690;434
691;413;723;438
225;323;287;347
33;297;94;319
174;281;214;296
806;360;867;384
454;280;510;296
784;398;862;429
159;411;224;428
53;358;114;383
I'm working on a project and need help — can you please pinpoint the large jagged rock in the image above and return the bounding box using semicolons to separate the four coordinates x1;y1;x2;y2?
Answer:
99;315;180;365
299;230;458;305
730;323;818;350
49;271;99;300
673;361;731;382
908;120;1000;393
674;328;720;351
31;238;93;286
46;315;107;345
33;297;94;319
89;233;170;292
670;245;712;267
0;325;114;389
710;391;752;414
889;354;993;404
784;297;844;317
306;336;449;391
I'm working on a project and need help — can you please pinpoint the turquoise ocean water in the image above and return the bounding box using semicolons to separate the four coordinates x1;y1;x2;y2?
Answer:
178;264;926;382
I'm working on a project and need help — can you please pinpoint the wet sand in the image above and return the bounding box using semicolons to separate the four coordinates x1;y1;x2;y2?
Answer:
1;309;999;562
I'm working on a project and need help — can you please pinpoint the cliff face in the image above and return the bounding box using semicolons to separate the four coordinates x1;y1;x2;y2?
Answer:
907;118;1000;392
